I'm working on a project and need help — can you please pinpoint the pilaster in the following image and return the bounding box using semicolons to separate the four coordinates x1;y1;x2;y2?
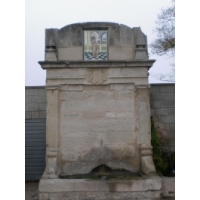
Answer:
42;86;60;178
136;85;156;174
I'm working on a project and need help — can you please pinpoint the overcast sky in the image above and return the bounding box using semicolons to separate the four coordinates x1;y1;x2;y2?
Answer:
25;0;174;86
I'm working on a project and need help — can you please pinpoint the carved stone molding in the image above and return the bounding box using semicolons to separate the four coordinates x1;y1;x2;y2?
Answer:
42;148;59;179
87;70;108;84
139;144;156;174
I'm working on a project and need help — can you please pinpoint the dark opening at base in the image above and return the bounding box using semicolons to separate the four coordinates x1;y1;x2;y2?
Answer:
59;164;141;180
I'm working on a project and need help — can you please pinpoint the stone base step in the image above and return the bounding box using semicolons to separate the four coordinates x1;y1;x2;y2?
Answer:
39;176;162;200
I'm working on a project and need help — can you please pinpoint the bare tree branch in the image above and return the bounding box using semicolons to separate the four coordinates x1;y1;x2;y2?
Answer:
151;67;175;82
150;1;175;57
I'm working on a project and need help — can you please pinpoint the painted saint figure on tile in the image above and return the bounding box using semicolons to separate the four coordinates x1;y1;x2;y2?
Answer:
84;30;108;60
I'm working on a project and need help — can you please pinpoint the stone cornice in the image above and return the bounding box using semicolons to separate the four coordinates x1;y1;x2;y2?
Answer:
39;60;156;69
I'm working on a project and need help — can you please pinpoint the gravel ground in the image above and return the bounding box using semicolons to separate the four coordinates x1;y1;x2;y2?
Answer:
25;182;174;200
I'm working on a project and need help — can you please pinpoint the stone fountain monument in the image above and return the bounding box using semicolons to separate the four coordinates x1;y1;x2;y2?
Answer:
38;22;162;200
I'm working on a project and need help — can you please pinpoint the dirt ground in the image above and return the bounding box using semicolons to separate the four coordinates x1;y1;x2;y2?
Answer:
25;182;39;200
25;181;175;200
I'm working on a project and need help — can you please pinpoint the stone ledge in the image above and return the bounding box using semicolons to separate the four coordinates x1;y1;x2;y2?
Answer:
39;177;162;200
39;176;162;193
162;177;175;198
39;60;155;69
38;177;175;199
39;191;161;200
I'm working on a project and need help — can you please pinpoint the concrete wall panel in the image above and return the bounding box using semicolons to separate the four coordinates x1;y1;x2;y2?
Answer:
150;84;175;152
25;87;46;119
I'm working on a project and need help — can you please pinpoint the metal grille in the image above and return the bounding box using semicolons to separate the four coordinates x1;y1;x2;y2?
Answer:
25;119;46;180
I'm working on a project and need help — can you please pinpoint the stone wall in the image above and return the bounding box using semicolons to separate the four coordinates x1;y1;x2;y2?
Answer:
150;84;175;152
25;86;46;119
25;84;175;151
59;84;140;175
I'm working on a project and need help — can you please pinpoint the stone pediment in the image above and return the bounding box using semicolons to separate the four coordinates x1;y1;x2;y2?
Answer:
45;22;148;61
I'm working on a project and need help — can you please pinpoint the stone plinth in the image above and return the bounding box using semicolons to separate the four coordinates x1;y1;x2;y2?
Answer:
39;176;162;200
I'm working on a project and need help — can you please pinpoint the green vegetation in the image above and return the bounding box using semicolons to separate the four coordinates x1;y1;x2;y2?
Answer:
151;117;170;175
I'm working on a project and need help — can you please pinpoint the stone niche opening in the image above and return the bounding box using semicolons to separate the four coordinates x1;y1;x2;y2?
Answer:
38;22;162;200
59;164;141;180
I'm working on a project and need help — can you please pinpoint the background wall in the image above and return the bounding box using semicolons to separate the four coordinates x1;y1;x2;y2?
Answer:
25;86;46;180
150;84;175;152
25;86;46;119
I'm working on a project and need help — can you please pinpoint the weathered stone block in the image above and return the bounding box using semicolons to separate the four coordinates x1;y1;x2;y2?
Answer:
109;25;121;46
141;156;156;174
90;118;134;131
46;78;84;85
70;25;83;46
39;177;162;197
62;85;83;92
61;119;89;131
45;28;58;47
46;191;161;200
60;93;134;112
45;49;57;61
61;130;135;146
111;77;148;85
110;83;134;91
61;142;136;163
109;47;133;60
121;67;147;77
134;50;148;60
161;101;175;108
58;26;71;47
58;47;82;60
46;89;59;148
162;177;175;197
120;24;133;46
25;103;38;111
